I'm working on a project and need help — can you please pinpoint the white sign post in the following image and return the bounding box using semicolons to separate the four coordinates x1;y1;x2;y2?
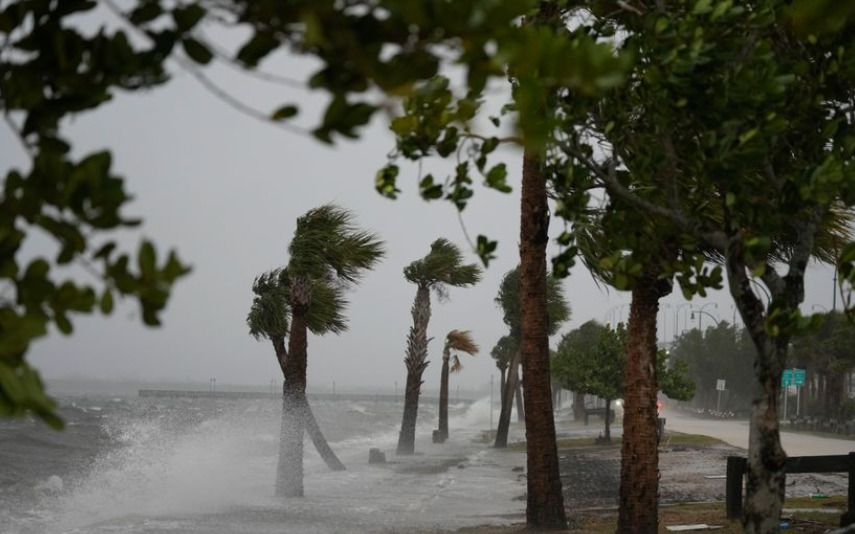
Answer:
716;379;726;411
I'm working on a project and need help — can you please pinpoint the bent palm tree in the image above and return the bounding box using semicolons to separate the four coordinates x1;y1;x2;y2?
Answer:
493;265;570;448
252;204;384;498
490;335;517;402
247;270;347;473
436;329;478;442
397;238;482;455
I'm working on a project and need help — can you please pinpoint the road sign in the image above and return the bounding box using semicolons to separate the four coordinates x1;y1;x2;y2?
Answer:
794;369;806;387
782;369;793;387
716;379;726;391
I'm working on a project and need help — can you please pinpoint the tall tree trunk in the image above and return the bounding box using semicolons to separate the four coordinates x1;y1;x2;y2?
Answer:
438;351;450;442
500;368;507;403
604;398;612;442
742;338;787;534
515;365;525;422
519;150;566;529
397;285;431;455
495;349;521;448
725;247;794;534
617;272;663;533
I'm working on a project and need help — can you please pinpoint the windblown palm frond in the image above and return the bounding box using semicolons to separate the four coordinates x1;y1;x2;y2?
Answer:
306;275;349;335
247;268;350;341
404;238;482;290
495;266;571;337
445;329;478;373
490;335;517;372
288;204;386;285
247;270;290;341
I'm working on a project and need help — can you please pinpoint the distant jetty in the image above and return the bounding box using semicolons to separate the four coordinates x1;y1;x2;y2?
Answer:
138;390;472;404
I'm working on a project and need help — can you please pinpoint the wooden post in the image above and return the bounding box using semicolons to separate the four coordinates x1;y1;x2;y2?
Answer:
843;452;855;527
726;456;747;519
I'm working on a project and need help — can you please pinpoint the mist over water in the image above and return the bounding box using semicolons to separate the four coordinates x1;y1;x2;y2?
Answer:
1;393;522;534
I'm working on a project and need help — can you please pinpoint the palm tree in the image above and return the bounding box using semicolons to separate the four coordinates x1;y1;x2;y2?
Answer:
247;269;348;474
254;204;384;497
490;335;517;402
493;265;570;449
436;329;478;442
396;238;482;455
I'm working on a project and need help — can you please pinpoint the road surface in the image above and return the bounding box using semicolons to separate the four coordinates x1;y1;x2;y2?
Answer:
664;409;855;456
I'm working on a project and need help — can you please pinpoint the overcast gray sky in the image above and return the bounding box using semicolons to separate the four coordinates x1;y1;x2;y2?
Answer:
1;17;845;395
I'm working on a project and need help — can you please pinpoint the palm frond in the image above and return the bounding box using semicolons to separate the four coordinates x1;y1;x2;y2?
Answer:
450;355;463;373
404;238;483;289
445;329;479;355
289;204;386;285
495;266;571;336
305;276;349;336
490;335;518;371
247;269;290;341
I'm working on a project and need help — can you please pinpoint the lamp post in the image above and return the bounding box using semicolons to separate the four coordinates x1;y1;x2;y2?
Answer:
674;303;692;340
693;302;719;331
834;266;838;312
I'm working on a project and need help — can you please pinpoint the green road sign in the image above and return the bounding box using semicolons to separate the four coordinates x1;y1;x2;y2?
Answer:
794;369;806;387
782;369;793;387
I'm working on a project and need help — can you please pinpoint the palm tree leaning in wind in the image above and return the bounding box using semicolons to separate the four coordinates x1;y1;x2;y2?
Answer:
247;270;348;475
396;238;482;455
436;329;478;443
493;265;570;449
251;204;384;498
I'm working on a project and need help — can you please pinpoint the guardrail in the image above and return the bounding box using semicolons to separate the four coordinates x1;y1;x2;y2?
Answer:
726;453;855;527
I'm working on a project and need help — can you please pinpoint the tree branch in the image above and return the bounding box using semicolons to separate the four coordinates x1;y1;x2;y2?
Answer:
102;0;312;138
564;141;729;251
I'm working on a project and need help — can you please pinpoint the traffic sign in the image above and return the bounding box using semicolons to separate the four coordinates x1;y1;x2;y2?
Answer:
794;369;806;387
782;369;793;387
716;379;726;391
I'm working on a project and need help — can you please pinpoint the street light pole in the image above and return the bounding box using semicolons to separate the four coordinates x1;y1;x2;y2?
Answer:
695;302;718;331
674;303;692;340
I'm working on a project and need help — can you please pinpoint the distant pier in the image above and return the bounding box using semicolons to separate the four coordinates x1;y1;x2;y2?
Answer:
138;390;472;404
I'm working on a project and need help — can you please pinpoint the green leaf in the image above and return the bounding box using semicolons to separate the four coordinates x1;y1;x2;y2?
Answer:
271;105;299;121
236;32;280;67
138;241;156;277
476;235;498;266
173;4;206;31
182;38;213;65
100;290;114;314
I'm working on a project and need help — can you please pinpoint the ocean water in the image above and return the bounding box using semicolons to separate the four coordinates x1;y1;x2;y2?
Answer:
0;394;525;533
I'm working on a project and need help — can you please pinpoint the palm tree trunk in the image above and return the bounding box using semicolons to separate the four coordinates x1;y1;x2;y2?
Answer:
301;395;346;471
278;275;311;498
519;149;566;529
397;285;431;455
438;353;450;442
494;349;520;448
617;273;662;533
277;383;303;497
500;368;507;402
515;365;525;422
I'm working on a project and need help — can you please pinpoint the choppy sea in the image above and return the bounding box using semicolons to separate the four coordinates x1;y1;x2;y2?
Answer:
0;393;525;533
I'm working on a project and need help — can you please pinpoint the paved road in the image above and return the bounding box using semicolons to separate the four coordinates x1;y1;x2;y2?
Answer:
664;409;855;456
